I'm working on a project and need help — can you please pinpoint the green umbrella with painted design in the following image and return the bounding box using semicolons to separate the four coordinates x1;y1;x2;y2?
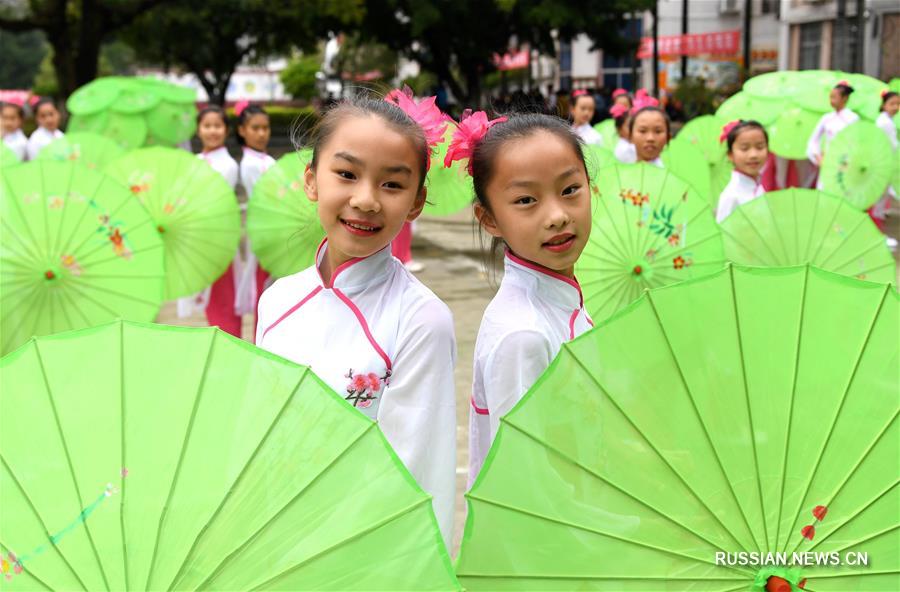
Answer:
661;136;713;204
0;320;461;591
0;161;164;355
769;105;823;160
720;188;895;284
819;120;893;210
105;146;241;298
247;149;324;278
583;144;616;184
36;132;125;170
423;128;475;216
575;162;725;323
457;263;898;591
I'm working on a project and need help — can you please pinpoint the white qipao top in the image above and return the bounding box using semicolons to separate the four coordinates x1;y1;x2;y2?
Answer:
806;108;859;189
574;123;604;146
3;129;28;160
614;137;637;164
25;126;63;160
716;169;765;223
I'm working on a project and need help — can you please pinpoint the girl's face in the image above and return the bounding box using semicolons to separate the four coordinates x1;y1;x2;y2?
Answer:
304;115;425;272
239;113;270;151
829;88;848;111
476;131;592;278
728;127;768;178
884;95;900;117
630;111;668;162
1;105;22;134
572;96;595;126
614;95;632;109
198;112;227;150
36;104;60;132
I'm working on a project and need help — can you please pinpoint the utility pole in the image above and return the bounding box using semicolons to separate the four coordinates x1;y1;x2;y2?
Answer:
855;0;865;72
652;0;659;96
681;0;689;81
743;0;752;80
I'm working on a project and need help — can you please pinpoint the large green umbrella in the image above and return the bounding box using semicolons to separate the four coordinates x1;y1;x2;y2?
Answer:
720;188;895;284
0;320;460;591
457;264;898;591
247;150;324;278
819;121;894;210
36;132;125;170
743;71;806;101
583;144;616;184
69;110;148;151
660;137;712;204
768;105;822;160
1;143;21;168
716;92;781;126
677;114;728;166
592;119;619;149
791;72;842;114
105;147;241;298
576;163;725;323
0;161;165;355
423;128;474;216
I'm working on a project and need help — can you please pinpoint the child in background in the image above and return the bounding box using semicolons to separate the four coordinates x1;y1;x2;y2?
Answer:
256;89;456;546
629;100;670;167
715;120;769;223
806;80;859;188
446;112;594;484
571;89;603;146
235;101;275;328
610;103;636;164
25;98;63;160
1;101;28;160
612;88;632;111
871;90;899;248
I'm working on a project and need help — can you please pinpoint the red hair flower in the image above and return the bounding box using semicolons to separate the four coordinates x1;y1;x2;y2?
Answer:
719;119;741;143
610;103;630;119
386;86;448;170
234;100;250;117
630;92;659;115
443;109;508;173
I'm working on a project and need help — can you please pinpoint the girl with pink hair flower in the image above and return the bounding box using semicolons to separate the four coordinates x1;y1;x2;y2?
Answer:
255;90;457;546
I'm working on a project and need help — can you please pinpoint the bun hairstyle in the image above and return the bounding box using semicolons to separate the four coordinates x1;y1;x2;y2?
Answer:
721;119;768;152
881;90;899;110
833;80;855;98
235;101;268;145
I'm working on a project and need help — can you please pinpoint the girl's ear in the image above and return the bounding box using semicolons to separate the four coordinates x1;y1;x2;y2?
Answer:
304;164;318;203
474;202;502;238
406;186;427;222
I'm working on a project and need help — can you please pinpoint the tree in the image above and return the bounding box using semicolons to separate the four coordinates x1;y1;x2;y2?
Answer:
0;0;173;99
122;0;364;105
0;29;47;89
350;0;655;107
281;53;321;101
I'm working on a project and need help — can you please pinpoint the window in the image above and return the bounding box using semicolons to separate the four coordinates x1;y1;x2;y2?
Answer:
831;20;859;72
798;22;822;70
761;0;776;14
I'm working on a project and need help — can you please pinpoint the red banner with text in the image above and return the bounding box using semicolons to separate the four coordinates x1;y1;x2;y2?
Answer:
637;30;741;59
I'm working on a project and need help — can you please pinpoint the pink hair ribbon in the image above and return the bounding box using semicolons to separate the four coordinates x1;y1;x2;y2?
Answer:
572;89;589;98
610;103;630;119
719;119;742;143
612;88;628;98
630;92;659;115
234;100;250;117
443;109;508;174
386;86;448;171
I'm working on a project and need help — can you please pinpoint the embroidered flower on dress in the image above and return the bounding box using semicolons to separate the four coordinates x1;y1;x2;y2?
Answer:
344;368;390;409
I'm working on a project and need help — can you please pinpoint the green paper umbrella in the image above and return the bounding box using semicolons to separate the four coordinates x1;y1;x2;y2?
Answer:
890;78;900;94
720;188;895;283
576;162;725;323
105;147;241;298
36;132;125;170
592;118;619;149
0;162;165;355
67;110;108;135
145;100;196;146
0;320;461;591
1;142;21;168
819;121;893;210
660;137;712;203
247;150;324;278
743;71;806;100
457;264;898;591
423;129;474;216
109;81;162;114
677;114;728;166
769;105;823;160
67;77;122;115
716;92;782;126
583;144;616;183
792;72;842;114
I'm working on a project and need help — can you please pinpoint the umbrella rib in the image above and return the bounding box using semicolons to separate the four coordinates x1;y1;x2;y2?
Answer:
737;200;784;265
33;344;112;590
76;244;165;271
816;214;870;268
729;267;772;549
143;330;217;591
586;274;635;321
646;289;766;552
66;276;161;308
0;540;56;590
804;477;899;555
192;422;377;590
1;206;46;268
55;280;96;329
807;198;845;264
71;217;156;264
50;164;78;258
164;367;311;590
460;573;749;583
560;348;753;554
0;454;85;590
249;498;433;591
118;321;130;591
2;284;45;354
814;523;900;559
778;284;891;553
763;188;791;264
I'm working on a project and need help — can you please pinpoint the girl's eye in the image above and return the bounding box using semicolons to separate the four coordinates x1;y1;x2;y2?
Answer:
384;181;403;190
515;196;536;205
337;170;356;180
562;184;581;196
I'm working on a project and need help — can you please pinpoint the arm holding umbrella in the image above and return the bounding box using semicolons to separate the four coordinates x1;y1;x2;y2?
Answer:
806;114;827;166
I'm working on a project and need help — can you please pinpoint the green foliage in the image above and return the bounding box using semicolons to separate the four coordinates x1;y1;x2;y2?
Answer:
673;77;718;119
281;54;321;100
31;50;58;96
0;30;47;88
401;71;438;96
336;33;398;85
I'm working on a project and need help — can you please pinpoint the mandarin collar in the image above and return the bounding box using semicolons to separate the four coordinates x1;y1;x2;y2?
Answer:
503;250;583;311
732;169;761;191
314;239;394;292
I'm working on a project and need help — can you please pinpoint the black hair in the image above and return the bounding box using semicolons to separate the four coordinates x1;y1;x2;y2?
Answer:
834;83;855;99
571;92;594;110
236;104;268;146
197;105;227;126
882;91;899;110
613;111;630;132
306;94;429;190
0;101;24;119
470;112;590;267
628;106;671;137
32;97;57;116
725;119;768;152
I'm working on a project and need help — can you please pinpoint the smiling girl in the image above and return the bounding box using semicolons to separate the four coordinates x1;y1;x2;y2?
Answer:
715;120;769;223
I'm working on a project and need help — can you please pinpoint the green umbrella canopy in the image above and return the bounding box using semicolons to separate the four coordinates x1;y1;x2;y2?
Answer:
457;264;898;591
768;105;822;161
592;118;619;149
583;144;616;185
0;161;165;355
819;121;893;210
576;162;725;323
743;71;807;101
247;149;324;279
0;321;460;591
660;136;713;204
36;132;125;170
677;114;728;166
105;147;241;298
423;128;475;217
1;142;21;168
716;92;782;126
720;188;896;284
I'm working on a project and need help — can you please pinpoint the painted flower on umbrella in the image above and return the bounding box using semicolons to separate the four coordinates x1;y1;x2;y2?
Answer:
620;188;649;206
672;255;693;270
444;109;508;173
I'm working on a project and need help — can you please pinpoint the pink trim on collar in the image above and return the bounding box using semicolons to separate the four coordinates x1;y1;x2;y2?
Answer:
315;239;368;289
242;146;269;160
260;286;323;340
471;395;490;415
333;288;393;371
505;250;583;305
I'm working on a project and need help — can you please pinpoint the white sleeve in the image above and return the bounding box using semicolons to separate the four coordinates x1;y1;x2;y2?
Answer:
241;161;262;197
225;160;239;189
716;192;735;224
25;132;44;160
806;115;827;164
483;329;553;440
377;298;457;547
